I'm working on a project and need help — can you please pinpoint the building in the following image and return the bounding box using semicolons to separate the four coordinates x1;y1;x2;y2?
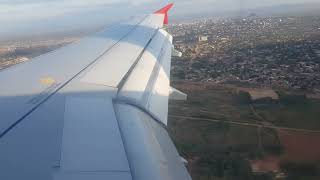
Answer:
198;36;208;42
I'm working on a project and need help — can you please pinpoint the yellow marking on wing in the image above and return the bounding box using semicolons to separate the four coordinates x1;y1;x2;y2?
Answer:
40;77;56;85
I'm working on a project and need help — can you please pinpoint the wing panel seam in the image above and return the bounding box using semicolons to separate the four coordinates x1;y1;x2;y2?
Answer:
116;28;160;91
0;16;148;139
141;33;170;108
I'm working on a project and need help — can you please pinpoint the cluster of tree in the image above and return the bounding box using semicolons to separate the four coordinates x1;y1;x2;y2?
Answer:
281;162;320;179
197;152;253;180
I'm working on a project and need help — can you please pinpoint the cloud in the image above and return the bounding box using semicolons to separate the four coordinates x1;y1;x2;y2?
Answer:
0;0;318;41
2;0;318;23
0;0;158;22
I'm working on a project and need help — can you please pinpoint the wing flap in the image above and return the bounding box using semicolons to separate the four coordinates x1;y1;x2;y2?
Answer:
53;172;132;180
115;103;191;180
118;29;168;101
59;97;129;172
117;29;172;125
147;65;170;125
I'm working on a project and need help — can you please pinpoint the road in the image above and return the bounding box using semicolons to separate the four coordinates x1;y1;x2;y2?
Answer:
169;114;320;133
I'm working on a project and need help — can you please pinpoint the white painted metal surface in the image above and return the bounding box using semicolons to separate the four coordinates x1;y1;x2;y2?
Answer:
0;6;191;180
60;97;129;172
53;172;132;180
147;66;170;125
118;29;168;101
0;92;66;180
145;36;172;125
0;16;144;136
115;103;192;180
81;14;164;87
169;87;187;101
172;48;183;57
117;29;172;125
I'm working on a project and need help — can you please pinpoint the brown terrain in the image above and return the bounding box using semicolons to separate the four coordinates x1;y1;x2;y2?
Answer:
168;81;320;180
278;130;320;163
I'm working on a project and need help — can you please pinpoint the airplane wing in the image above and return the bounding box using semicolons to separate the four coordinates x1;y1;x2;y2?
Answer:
0;4;191;180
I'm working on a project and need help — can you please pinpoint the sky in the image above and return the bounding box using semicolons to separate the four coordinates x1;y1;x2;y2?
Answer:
0;0;319;41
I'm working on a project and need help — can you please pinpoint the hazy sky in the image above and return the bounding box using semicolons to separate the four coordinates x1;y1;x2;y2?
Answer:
0;0;319;41
1;0;318;21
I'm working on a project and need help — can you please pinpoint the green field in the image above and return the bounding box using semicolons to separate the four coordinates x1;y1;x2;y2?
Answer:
168;82;320;180
254;91;320;130
168;82;282;180
169;82;260;124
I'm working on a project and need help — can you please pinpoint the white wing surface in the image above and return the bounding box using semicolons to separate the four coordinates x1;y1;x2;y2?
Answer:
0;4;191;180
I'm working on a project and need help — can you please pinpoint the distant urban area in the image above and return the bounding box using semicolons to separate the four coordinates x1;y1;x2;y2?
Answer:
0;37;79;70
169;16;320;92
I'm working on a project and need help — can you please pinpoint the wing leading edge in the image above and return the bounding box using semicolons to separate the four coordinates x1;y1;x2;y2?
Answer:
0;4;191;180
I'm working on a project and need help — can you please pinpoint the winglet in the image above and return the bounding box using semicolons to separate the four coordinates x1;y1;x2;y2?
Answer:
154;3;174;25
